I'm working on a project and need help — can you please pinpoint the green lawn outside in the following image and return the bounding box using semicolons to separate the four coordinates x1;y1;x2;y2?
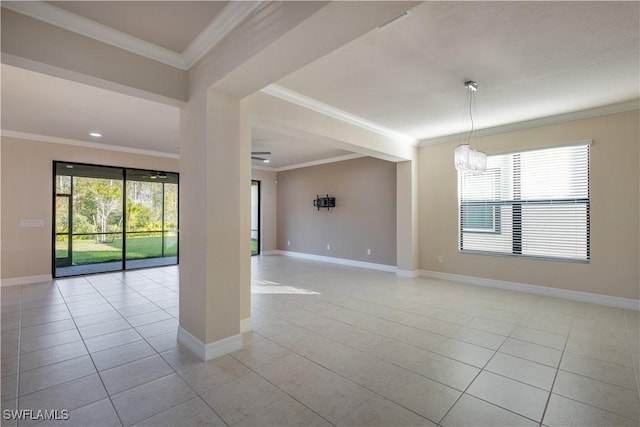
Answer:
56;235;177;264
57;235;258;264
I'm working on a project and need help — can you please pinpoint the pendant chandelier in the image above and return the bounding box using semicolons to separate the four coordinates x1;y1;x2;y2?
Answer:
454;80;487;173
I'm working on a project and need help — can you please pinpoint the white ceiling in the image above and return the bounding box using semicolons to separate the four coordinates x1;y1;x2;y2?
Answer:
1;64;180;154
2;1;639;168
277;1;640;142
251;128;355;170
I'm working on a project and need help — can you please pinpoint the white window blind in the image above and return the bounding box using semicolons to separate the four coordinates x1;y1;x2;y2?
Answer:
458;143;590;262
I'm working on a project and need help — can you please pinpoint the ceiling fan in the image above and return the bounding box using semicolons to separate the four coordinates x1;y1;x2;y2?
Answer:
251;151;271;163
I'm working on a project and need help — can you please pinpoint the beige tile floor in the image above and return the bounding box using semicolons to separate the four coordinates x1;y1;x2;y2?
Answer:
1;255;639;426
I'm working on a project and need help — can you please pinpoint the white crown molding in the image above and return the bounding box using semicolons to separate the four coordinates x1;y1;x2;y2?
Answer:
1;130;179;159
182;1;265;69
2;1;186;69
419;99;640;146
261;84;418;146
2;1;262;71
251;153;367;172
251;164;275;172
1;275;52;287
420;270;640;311
275;153;366;172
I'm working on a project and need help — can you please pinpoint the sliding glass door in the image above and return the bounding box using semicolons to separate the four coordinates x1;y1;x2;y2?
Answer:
53;162;178;277
251;180;260;255
54;193;71;267
125;170;179;269
54;163;124;276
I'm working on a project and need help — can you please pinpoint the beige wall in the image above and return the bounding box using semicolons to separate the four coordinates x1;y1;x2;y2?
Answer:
0;136;178;280
251;169;277;252
419;110;640;299
277;156;397;266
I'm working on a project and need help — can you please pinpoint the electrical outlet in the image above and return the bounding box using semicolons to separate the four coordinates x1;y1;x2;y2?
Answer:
367;249;371;255
327;244;330;250
287;240;290;246
20;219;44;227
437;256;444;264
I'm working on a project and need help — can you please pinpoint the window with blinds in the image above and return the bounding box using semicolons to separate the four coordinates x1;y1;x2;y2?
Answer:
458;143;590;262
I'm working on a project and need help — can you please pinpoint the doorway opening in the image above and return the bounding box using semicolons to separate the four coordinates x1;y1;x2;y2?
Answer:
251;180;260;256
53;161;179;277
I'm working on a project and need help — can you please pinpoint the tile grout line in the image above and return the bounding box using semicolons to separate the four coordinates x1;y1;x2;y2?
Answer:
55;276;126;427
12;285;23;420
263;288;561;394
85;275;179;333
287;300;452;352
537;312;574;427
623;311;640;399
256;312;404;414
227;337;359;427
254;317;457;425
435;349;495;424
260;258;640;424
230;353;337;426
229;327;341;424
265;292;569;395
266;291;496;369
542;391;639;424
15;260;638;426
84;271;232;427
433;331;546;426
300;287;576;355
494;339;638;389
265;310;479;392
271;321;537;426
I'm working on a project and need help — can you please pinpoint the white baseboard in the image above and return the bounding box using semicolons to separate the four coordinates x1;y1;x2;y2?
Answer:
240;317;252;333
420;270;640;311
1;274;52;287
396;269;420;278
177;327;243;361
261;250;280;256
276;250;396;273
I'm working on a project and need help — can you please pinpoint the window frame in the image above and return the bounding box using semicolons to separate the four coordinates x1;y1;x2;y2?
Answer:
458;142;591;263
460;168;502;234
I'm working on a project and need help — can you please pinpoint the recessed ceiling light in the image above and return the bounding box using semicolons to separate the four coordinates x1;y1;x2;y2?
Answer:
89;132;102;137
263;159;270;163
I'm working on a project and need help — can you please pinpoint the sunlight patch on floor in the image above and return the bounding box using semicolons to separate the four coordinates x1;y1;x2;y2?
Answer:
251;279;320;295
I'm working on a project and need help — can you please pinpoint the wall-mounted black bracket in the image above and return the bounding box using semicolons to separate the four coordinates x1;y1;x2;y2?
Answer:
314;194;336;211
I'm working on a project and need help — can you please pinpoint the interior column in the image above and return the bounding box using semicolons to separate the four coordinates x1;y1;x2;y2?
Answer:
178;87;251;360
396;154;419;277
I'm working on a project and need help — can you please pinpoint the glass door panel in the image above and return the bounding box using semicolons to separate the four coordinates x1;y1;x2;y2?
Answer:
54;163;124;277
53;163;178;277
125;170;179;269
251;180;260;255
55;195;71;267
163;183;179;259
72;175;124;268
